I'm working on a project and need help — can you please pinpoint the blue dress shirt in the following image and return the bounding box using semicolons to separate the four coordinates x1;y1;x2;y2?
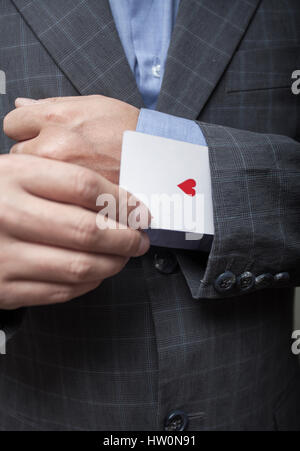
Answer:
109;0;211;250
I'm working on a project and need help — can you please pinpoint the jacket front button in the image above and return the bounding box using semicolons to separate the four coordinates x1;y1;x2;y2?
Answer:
154;250;178;275
237;271;255;293
164;410;189;431
214;271;236;294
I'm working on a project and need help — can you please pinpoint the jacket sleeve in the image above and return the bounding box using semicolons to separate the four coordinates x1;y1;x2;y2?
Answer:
176;122;300;299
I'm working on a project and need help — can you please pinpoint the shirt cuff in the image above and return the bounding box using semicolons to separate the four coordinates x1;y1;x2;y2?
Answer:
136;108;207;146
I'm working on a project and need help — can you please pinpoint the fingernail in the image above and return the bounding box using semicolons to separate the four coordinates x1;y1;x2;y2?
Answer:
15;98;38;106
137;233;150;256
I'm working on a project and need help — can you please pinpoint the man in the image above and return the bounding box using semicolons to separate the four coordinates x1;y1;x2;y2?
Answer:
0;0;299;431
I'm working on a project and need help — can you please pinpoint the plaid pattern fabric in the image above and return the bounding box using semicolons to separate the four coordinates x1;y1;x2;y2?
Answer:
0;0;299;431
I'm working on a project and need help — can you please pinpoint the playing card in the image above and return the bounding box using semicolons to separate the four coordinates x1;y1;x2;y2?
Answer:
119;131;214;235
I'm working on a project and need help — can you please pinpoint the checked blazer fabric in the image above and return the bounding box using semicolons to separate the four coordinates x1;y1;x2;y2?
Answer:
0;0;299;431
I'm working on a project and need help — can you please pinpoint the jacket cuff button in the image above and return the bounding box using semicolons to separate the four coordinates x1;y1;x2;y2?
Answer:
164;410;189;431
237;271;255;293
255;273;274;289
274;272;290;285
214;271;236;294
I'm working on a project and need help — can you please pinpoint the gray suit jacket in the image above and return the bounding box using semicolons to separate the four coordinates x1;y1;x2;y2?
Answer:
0;0;299;431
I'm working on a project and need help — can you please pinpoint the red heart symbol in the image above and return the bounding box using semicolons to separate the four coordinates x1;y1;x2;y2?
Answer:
177;179;196;197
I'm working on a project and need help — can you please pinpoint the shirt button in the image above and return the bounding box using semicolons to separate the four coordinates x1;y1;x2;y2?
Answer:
152;57;161;78
164;410;189;431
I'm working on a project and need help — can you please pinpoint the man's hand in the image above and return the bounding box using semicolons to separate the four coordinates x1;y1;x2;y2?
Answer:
4;95;140;184
0;154;150;310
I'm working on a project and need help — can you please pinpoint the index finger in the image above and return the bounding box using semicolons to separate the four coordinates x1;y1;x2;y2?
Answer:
13;154;151;226
4;98;85;141
15;96;86;108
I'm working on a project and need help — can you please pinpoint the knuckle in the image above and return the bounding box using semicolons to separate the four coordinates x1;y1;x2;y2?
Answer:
48;287;73;304
124;231;141;256
74;213;97;248
27;139;49;158
37;142;51;158
9;143;19;154
74;168;97;201
67;256;93;282
0;197;17;230
40;132;76;160
44;109;66;124
44;104;79;125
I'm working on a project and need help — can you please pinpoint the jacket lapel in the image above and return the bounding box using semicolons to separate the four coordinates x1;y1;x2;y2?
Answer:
11;0;261;115
156;0;261;119
11;0;144;107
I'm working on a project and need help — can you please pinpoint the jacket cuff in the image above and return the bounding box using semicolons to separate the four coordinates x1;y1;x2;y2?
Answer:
177;122;299;299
